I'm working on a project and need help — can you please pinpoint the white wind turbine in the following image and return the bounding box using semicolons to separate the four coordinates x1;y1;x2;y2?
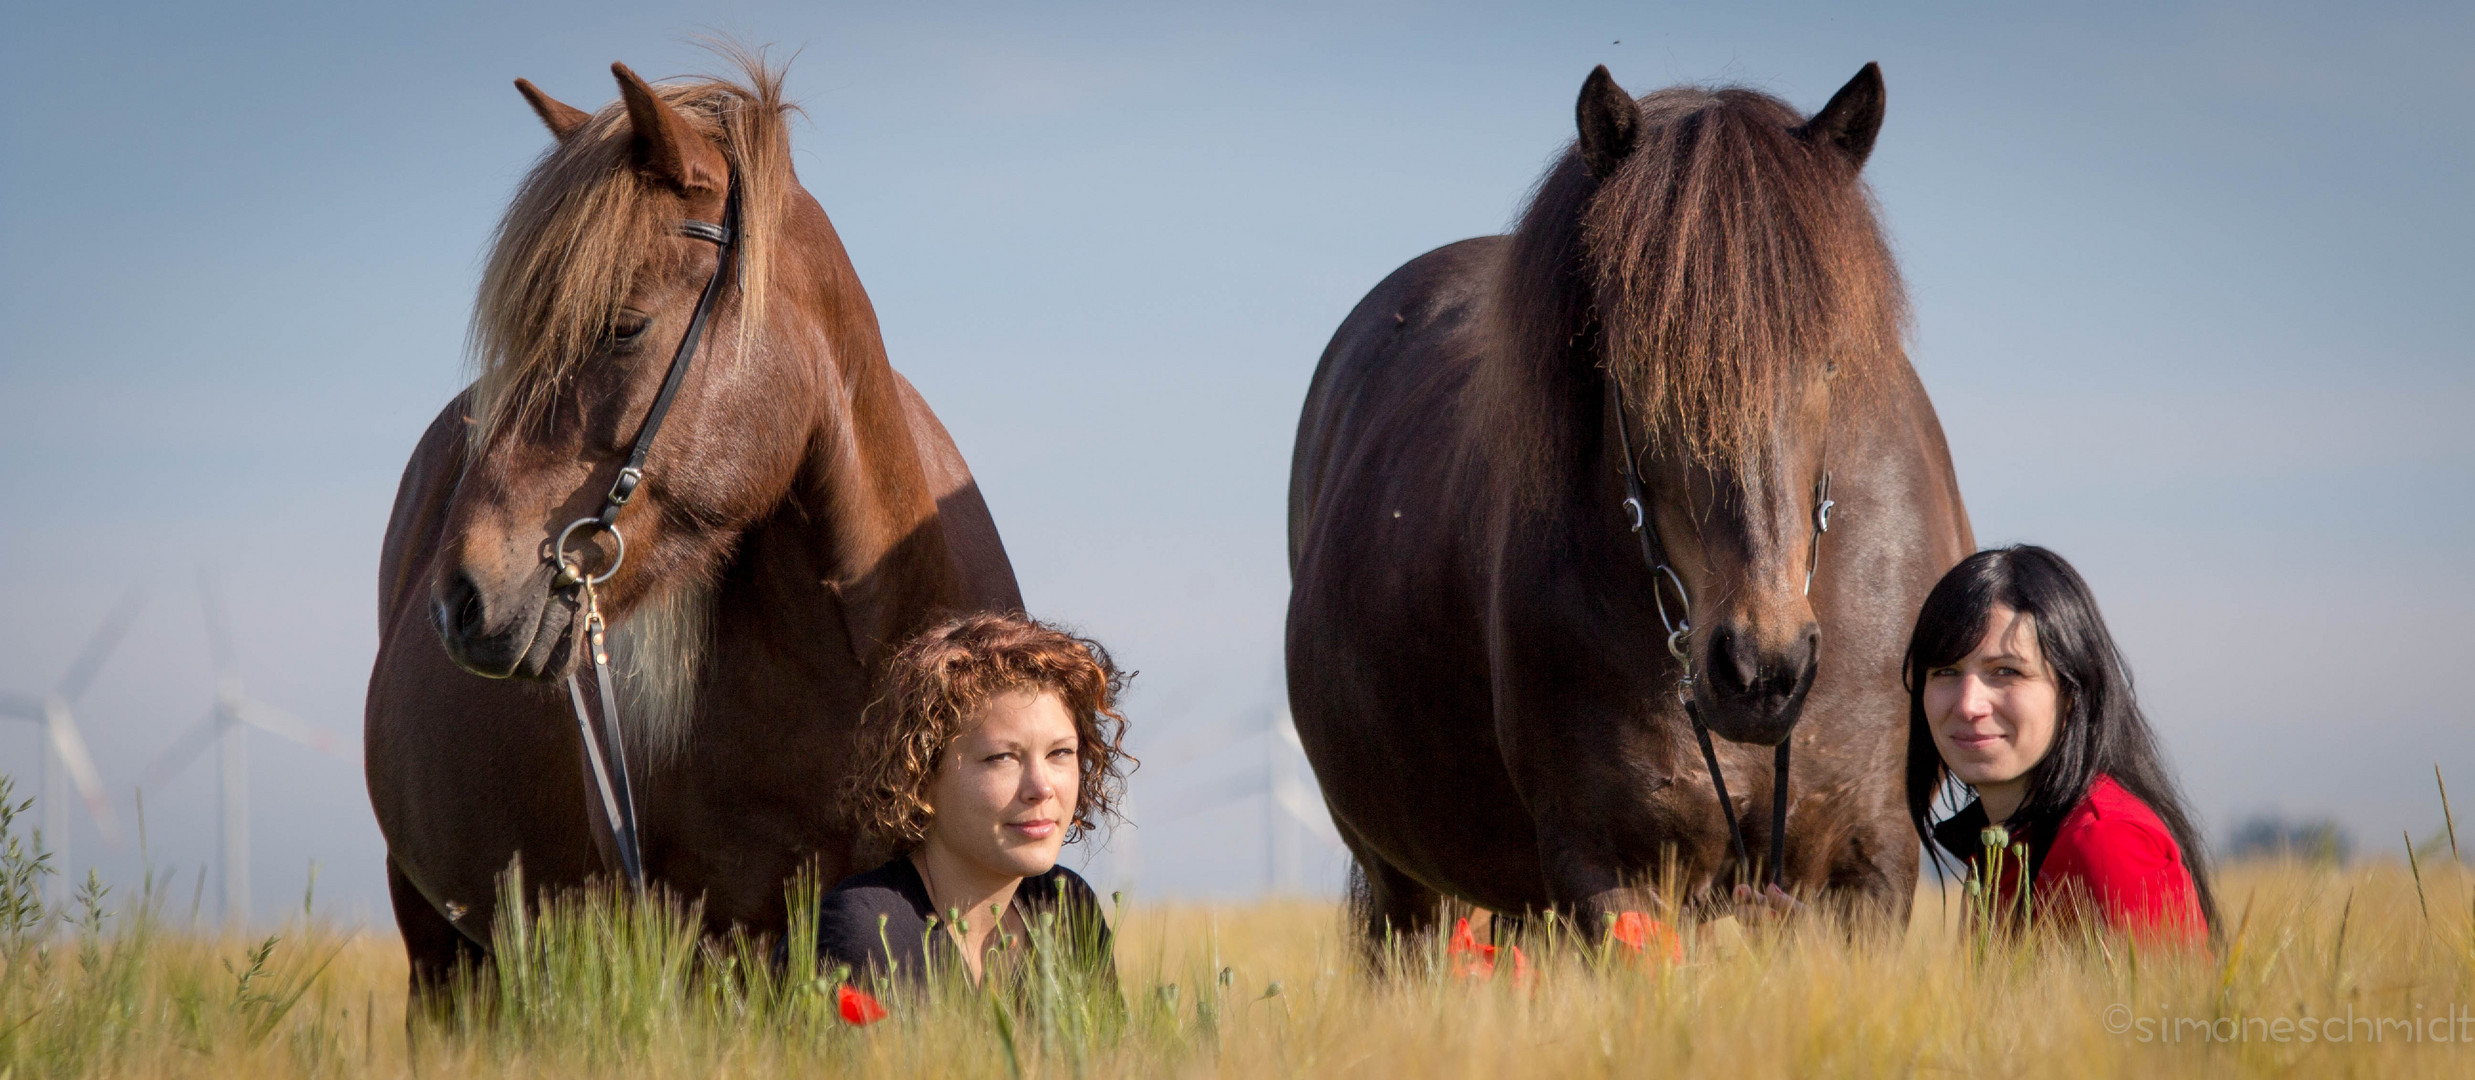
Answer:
0;585;143;904
1141;696;1342;895
140;571;348;924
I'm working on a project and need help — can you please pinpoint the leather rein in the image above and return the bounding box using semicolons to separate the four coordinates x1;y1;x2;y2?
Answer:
545;178;742;889
1605;376;1833;893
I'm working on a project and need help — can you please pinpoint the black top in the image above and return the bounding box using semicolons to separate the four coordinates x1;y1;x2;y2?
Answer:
1931;797;2065;882
815;856;1115;991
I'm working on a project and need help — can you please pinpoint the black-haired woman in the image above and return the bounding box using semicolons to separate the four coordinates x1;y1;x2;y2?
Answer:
1906;546;2215;944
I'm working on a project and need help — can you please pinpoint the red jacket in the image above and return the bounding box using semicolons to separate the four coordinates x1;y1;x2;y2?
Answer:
1937;774;2206;944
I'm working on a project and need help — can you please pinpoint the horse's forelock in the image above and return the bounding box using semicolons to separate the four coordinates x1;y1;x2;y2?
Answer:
466;52;797;450
1499;83;1906;472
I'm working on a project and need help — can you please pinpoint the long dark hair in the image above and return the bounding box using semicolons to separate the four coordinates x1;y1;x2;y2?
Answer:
1902;545;2218;932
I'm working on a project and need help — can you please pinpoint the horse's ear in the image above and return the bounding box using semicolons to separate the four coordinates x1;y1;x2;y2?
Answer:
514;79;592;140
1576;65;1640;179
1801;62;1885;169
611;61;727;194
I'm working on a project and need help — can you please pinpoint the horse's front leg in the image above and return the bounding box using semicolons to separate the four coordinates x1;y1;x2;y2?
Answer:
1499;698;1718;940
1809;767;1922;927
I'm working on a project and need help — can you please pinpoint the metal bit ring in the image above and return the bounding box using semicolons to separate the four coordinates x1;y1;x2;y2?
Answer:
552;517;626;587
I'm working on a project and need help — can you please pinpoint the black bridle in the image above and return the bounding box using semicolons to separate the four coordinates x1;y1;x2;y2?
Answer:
1605;377;1833;893
546;178;741;889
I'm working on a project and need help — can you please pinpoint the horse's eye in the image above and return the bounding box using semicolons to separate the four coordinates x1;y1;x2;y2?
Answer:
610;312;650;349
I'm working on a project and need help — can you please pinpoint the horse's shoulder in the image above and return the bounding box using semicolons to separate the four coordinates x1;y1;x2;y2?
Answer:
881;368;1023;611
883;371;964;488
1293;237;1516;560
1360;236;1508;327
1313;235;1505;405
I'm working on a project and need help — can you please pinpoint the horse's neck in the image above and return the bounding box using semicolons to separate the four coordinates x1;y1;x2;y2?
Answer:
771;260;964;673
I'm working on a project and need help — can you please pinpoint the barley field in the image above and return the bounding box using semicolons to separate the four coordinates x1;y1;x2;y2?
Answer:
3;792;2471;1078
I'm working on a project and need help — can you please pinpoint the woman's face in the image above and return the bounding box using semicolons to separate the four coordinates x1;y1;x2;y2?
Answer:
1923;605;2062;796
921;688;1082;882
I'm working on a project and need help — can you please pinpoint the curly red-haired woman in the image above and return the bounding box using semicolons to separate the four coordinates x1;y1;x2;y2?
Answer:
818;613;1131;989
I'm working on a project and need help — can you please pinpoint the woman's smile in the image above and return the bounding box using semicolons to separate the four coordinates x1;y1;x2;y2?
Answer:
1006;818;1059;840
1944;729;2006;752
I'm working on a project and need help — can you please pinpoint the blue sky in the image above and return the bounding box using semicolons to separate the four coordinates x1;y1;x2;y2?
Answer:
3;1;2469;922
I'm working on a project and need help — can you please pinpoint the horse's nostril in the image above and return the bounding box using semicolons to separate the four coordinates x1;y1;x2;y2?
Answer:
1716;627;1760;692
444;571;487;642
1777;625;1821;693
1702;621;1819;713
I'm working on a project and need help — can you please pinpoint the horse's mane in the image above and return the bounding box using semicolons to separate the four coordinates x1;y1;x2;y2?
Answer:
467;49;797;448
1494;83;1906;470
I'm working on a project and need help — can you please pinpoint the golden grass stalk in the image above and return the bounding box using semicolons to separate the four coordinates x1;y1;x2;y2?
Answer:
1;774;2471;1077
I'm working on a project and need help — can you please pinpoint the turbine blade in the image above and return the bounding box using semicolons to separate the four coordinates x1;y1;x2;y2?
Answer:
141;713;223;789
198;566;236;678
44;709;122;845
233;700;348;758
0;691;42;719
1145;765;1271;823
56;582;152;703
1148;704;1274;770
1272;782;1342;845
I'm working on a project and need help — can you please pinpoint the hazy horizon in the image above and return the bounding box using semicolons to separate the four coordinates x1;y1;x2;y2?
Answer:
3;0;2469;925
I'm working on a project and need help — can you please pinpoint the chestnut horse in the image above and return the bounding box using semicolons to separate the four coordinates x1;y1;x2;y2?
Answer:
366;58;1019;992
1287;63;1971;950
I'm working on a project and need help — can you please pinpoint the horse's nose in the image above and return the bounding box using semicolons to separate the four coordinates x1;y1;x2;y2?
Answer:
436;569;488;648
433;566;537;678
1698;619;1820;746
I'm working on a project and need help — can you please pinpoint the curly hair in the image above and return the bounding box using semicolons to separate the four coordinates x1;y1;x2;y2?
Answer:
847;613;1133;852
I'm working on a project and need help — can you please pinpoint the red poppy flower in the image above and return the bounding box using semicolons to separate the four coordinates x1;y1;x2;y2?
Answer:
1609;911;1684;964
836;983;888;1026
1447;917;1532;986
1447;916;1496;978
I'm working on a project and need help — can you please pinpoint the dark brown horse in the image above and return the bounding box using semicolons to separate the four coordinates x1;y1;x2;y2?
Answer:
365;57;1020;992
1287;63;1971;949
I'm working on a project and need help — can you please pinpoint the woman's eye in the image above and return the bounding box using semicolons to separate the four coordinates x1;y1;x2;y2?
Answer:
1047;748;1077;761
1926;667;1958;679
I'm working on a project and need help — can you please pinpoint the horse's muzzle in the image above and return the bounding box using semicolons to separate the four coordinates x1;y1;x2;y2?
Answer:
1693;620;1819;746
433;566;573;680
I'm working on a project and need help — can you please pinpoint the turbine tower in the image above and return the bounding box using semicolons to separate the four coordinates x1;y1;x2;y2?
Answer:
141;571;347;924
1143;695;1341;895
0;585;141;904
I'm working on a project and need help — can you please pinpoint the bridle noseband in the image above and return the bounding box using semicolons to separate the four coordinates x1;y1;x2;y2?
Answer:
544;178;741;890
1606;376;1833;894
